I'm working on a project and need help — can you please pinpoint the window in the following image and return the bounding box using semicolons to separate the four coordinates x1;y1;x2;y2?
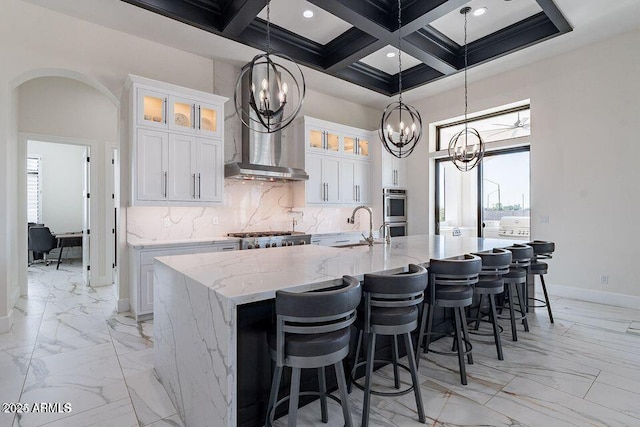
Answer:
27;156;41;223
436;105;530;151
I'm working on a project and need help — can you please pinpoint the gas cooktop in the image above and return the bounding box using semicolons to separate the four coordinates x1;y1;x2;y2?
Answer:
228;231;311;250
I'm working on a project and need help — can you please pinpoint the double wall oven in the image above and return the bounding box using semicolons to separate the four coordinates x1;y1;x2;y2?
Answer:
383;188;407;237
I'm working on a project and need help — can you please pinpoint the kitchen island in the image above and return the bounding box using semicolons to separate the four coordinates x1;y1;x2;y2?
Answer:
153;235;520;427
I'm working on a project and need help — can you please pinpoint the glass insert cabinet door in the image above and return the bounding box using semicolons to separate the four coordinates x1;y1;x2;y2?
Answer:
308;128;339;152
344;136;369;157
169;96;195;132
198;104;218;136
137;89;167;128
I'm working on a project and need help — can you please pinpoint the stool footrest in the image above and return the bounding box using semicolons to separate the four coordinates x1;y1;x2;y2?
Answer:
350;359;415;397
528;297;549;308
266;391;342;427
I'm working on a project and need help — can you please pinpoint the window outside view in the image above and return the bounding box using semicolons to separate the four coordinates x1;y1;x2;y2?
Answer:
436;106;530;240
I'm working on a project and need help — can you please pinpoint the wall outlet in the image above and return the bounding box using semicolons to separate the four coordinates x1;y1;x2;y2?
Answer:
163;217;170;228
539;215;550;224
600;274;609;285
212;216;219;225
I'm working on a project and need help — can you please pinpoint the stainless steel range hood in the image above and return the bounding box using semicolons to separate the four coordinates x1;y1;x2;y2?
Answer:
224;65;308;182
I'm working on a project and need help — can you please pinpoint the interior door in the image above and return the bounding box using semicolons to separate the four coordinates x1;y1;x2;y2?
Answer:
82;147;91;285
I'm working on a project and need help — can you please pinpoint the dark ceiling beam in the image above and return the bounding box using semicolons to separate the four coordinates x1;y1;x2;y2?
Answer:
308;0;394;36
121;0;221;32
400;31;457;74
400;0;469;35
220;0;268;37
392;64;444;92
324;30;387;72
333;63;394;96
535;0;572;33
238;21;324;67
465;13;560;66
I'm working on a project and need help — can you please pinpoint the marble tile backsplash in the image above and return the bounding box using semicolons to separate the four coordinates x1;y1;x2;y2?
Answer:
127;180;368;242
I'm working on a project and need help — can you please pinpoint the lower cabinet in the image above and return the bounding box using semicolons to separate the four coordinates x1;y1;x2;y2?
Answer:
129;241;238;319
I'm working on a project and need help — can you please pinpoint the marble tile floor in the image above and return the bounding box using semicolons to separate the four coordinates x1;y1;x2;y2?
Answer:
2;262;640;427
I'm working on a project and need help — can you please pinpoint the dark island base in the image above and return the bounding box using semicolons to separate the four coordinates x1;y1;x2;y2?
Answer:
237;298;456;427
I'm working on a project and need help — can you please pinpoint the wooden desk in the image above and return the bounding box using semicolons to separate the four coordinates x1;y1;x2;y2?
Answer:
55;232;83;270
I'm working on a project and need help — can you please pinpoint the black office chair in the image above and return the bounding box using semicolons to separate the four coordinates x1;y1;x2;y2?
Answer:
28;226;57;266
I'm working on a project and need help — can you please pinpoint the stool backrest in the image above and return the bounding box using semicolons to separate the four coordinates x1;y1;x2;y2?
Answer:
503;244;534;268
527;240;555;260
473;248;511;276
361;264;428;332
428;254;481;302
274;276;361;365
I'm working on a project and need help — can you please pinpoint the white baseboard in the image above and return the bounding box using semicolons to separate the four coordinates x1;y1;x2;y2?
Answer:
118;298;130;313
552;285;640;310
0;310;14;333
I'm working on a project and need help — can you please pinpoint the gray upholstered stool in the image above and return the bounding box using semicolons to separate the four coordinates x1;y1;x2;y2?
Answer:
501;244;534;341
416;254;481;385
471;248;512;360
350;264;427;427
266;276;361;427
527;240;555;323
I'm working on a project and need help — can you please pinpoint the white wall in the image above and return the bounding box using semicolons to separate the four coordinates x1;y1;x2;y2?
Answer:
27;140;84;233
407;28;640;300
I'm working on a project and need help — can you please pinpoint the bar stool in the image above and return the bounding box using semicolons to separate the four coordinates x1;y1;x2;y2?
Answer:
501;244;534;341
471;248;512;361
350;264;428;427
265;276;361;427
416;254;481;385
527;240;555;323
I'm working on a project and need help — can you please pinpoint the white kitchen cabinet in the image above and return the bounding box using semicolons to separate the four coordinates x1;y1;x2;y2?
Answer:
168;133;197;201
294;116;372;206
196;138;223;202
341;158;370;205
306;153;340;204
136;129;169;201
125;75;227;206
129;241;239;319
382;149;408;189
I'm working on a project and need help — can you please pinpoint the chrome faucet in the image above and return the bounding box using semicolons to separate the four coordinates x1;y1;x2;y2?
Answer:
379;222;391;244
348;205;374;246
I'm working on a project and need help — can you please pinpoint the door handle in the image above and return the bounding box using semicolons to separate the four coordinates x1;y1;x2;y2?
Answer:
163;98;168;124
163;171;168;198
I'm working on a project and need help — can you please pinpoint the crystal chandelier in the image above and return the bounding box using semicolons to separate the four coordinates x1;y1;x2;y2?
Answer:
448;7;484;172
379;0;422;159
234;0;305;133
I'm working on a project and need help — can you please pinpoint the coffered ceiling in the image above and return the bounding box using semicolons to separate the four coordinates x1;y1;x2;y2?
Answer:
120;0;572;96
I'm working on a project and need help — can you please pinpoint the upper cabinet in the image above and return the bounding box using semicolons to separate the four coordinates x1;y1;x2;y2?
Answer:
125;75;227;206
381;148;408;189
294;116;372;207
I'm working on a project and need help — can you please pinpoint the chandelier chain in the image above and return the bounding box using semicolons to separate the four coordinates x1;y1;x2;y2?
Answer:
266;1;271;54
464;8;468;130
397;0;402;103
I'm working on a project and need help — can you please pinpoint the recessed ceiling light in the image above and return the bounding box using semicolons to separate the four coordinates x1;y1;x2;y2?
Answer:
386;52;396;58
473;7;488;16
302;10;314;18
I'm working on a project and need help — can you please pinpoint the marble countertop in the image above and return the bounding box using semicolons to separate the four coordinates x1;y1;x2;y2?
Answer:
155;234;520;306
127;236;240;249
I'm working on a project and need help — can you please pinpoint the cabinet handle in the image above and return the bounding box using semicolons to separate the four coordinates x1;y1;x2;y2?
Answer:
356;138;359;154
198;106;201;130
325;183;328;201
198;173;202;199
353;185;356;202
164;98;168;124
192;105;196;129
192;174;196;198
323;131;326;150
357;185;360;202
163;171;168;198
